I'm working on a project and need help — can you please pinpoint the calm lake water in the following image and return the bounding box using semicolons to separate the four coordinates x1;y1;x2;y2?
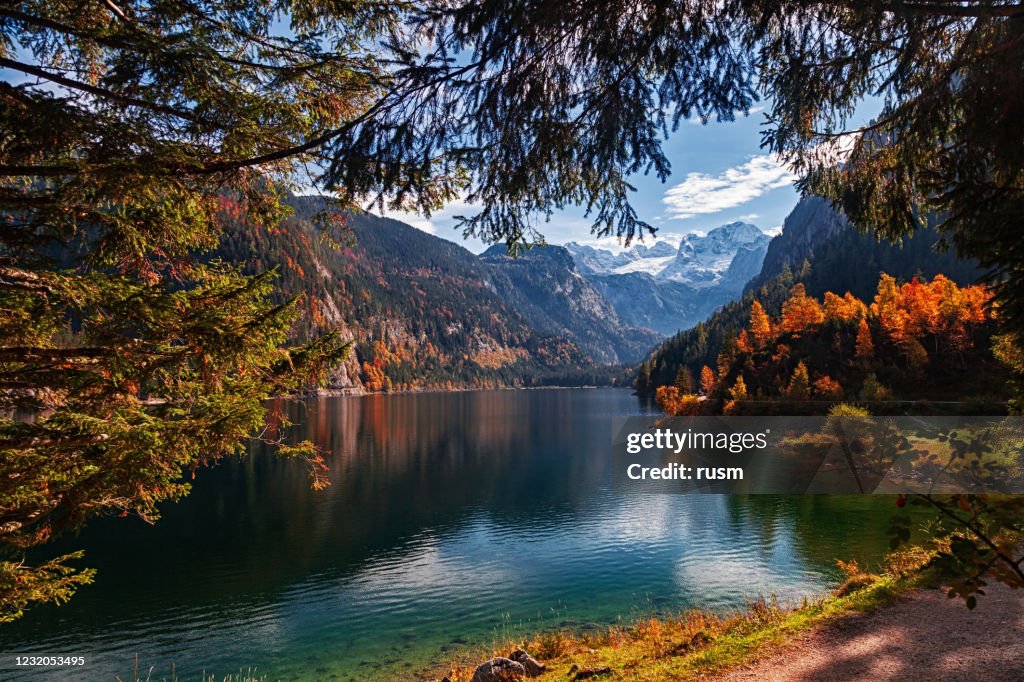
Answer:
1;389;909;681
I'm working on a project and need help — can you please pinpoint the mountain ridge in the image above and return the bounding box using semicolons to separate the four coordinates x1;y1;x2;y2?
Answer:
480;244;662;364
564;221;773;334
637;196;983;394
214;196;662;393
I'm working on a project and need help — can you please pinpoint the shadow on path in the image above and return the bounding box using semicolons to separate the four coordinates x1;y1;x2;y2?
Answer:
720;583;1024;681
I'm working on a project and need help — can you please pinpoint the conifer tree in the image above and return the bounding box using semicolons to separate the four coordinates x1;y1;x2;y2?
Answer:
855;318;875;363
0;0;399;620
786;361;811;401
675;366;694;394
729;374;748;401
749;300;773;349
700;365;717;395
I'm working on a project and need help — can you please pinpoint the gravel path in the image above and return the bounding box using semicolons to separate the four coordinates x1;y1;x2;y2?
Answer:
717;584;1024;681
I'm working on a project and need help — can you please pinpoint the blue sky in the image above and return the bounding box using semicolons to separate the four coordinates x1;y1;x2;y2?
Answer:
385;108;803;254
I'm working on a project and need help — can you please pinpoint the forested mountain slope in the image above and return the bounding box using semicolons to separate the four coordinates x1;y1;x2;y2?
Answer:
481;245;662;364
215;196;638;392
638;197;983;394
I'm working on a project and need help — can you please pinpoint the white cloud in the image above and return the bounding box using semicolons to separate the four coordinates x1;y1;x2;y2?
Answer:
806;132;860;167
386;212;438;234
374;194;478;236
662;155;797;220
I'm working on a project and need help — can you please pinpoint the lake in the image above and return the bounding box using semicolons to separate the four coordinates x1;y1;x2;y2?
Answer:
0;388;908;681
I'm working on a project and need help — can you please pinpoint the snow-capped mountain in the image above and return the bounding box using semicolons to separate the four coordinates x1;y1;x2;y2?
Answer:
564;240;678;277
565;222;770;287
657;222;771;287
562;222;772;335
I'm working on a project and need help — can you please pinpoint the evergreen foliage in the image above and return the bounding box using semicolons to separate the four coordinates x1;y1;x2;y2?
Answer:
0;0;397;619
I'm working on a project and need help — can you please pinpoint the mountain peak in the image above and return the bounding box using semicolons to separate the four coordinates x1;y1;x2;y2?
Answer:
660;221;771;288
701;221;766;243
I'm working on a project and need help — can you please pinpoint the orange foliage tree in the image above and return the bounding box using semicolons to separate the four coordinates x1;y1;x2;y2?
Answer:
823;291;867;323
855;318;875;361
813;375;843;401
655;386;702;416
748;300;774;349
699;365;716;395
654;273;993;414
780;284;825;334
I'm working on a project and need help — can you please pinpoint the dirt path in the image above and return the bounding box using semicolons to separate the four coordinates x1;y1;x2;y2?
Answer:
717;583;1024;681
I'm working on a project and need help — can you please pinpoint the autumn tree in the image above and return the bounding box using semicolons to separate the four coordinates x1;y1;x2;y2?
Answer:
870;273;991;363
735;329;753;355
729;374;748;401
748;300;774;349
813;375;844;402
700;365;717;395
780;284;825;334
823;291;867;323
656;386;701;416
855;318;875;362
0;0;400;620
786;361;811;401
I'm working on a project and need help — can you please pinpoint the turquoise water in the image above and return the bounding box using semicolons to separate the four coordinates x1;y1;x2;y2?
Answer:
1;389;908;681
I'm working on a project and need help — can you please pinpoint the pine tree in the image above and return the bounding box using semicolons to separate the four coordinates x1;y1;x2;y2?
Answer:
675;366;694;394
0;1;396;621
729;374;748;401
786;362;811;401
855;318;875;362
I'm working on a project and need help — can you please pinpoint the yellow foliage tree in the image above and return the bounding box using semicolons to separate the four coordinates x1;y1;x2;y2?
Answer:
655;386;702;416
786;361;811;400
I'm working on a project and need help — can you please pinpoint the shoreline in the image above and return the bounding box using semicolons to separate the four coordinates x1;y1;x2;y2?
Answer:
309;383;618;398
422;548;945;682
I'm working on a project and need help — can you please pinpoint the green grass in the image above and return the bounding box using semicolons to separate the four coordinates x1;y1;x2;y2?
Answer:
432;547;939;681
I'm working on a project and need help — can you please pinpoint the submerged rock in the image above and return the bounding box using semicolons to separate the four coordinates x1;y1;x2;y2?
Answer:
509;649;545;677
471;657;526;682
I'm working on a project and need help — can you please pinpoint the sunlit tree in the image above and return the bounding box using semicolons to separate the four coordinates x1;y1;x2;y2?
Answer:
0;0;398;620
855;318;875;362
748;300;774;349
780;284;825;334
785;361;811;401
729;374;748;401
700;365;717;395
823;291;867;323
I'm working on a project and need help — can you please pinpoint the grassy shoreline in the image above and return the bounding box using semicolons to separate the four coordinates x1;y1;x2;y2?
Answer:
429;548;938;681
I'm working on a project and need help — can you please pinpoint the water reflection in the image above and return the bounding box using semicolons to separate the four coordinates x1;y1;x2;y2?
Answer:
0;389;908;681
